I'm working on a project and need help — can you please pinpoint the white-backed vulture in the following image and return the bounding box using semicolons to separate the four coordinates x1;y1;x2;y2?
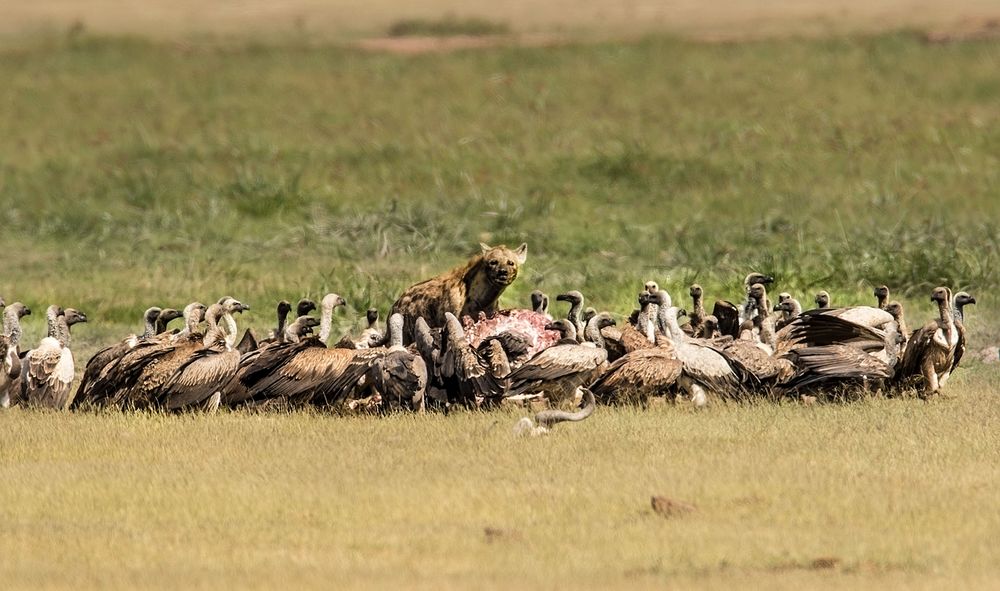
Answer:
96;302;209;409
589;346;681;406
950;291;975;375
0;302;31;408
155;308;183;335
555;291;586;342
25;306;87;410
317;293;348;345
156;319;239;412
504;313;614;406
439;312;503;407
514;388;596;437
874;285;890;310
73;306;163;408
814;291;831;309
220;296;360;408
774;297;802;331
894;287;958;397
681;284;706;337
713;272;774;338
656;303;753;407
216;296;250;349
885;301;908;349
530;290;550;316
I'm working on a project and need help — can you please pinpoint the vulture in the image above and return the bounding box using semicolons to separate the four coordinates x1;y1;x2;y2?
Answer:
25;306;87;409
874;285;890;310
950;291;976;374
530;290;550;316
356;313;428;411
439;312;503;407
284;315;321;343
885;301;908;349
589;347;682;406
814;291;831;309
156;306;243;412
355;308;384;348
264;300;293;344
0;302;31;408
892;287;960;397
155;308;183;335
681;284;706;337
95;301;209;409
514;388;596;437
774;297;802;331
782;318;905;393
74;306;164;408
708;284;795;388
555;291;586;342
317;293;348;345
602;293;657;362
657;303;753;407
219;295;363;408
713;272;774;338
215;296;250;349
504;313;614;406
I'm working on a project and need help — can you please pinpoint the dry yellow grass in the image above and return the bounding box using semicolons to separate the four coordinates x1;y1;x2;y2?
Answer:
3;0;1000;40
2;365;998;589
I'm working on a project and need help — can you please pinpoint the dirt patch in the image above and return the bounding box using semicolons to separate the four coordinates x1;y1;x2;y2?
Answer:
354;33;565;54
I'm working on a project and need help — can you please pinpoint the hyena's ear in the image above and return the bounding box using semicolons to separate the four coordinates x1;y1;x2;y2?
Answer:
514;243;528;264
480;242;493;254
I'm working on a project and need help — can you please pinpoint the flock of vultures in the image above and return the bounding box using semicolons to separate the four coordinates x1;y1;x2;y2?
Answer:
0;255;976;423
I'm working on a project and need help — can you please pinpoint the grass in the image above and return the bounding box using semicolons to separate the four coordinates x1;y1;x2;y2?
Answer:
0;30;999;588
2;370;999;589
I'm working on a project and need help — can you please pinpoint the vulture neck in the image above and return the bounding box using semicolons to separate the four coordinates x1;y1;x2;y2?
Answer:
635;303;655;343
937;297;955;336
565;301;584;340
884;322;902;368
787;299;802;319
318;301;335;344
690;293;704;326
3;308;22;347
46;307;60;339
951;301;965;324
276;306;290;344
583;319;606;349
55;315;71;347
178;312;199;338
387;315;405;350
142;315;157;340
756;314;776;348
658;306;685;342
222;312;238;348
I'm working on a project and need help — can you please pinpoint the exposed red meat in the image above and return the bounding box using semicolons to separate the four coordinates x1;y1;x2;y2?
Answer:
462;309;560;357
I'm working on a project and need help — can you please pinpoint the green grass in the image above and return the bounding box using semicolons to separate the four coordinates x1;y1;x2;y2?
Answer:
1;31;999;588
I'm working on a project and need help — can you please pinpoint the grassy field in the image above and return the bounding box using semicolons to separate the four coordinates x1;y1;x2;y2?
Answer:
1;27;999;589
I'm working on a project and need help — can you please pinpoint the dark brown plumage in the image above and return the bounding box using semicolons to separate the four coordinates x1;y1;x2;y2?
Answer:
590;347;681;405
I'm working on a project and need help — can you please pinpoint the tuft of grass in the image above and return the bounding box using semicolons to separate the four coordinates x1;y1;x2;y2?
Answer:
387;16;511;37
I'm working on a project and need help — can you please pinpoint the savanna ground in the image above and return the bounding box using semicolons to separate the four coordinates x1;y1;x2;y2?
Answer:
2;1;1000;589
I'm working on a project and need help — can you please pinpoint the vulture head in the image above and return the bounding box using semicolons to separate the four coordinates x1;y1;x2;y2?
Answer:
745;273;774;287
702;314;720;337
183;302;208;324
775;299;799;315
930;286;951;305
287;315;321;339
275;300;292;318
587;312;616;331
777;292;792;304
156;308;183;332
530;290;549;314
321;293;347;310
143;307;163;326
644;281;659;295
8;302;30;318
583;307;598;324
885;301;905;322
953;291;976;309
544;319;577;342
365;308;379;328
689;284;703;299
63;308;88;326
748;283;768;304
555;291;584;307
814;291;830;309
296;298;317;317
650;290;672;308
874;285;890;308
220;297;250;314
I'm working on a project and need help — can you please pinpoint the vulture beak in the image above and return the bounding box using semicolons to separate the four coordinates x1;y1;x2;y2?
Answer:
79;313;88;323
544;323;559;331
23;308;31;316
968;297;977;305
337;296;347;307
555;294;572;302
762;276;774;284
772;303;782;311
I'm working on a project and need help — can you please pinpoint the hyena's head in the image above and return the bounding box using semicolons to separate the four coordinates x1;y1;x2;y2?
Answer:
479;242;527;287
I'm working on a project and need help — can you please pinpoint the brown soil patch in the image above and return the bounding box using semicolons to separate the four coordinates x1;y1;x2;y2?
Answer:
354;33;565;54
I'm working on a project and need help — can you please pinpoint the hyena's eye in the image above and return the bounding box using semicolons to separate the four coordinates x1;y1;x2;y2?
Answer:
489;260;498;266
507;261;514;266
